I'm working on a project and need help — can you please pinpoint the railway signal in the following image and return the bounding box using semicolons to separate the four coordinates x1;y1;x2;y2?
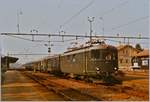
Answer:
48;47;51;53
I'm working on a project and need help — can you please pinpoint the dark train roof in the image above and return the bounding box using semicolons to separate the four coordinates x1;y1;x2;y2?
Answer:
62;43;117;56
42;54;59;60
24;54;60;65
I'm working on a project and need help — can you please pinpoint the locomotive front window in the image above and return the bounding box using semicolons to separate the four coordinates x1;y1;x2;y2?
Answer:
91;50;117;60
91;50;100;59
105;54;111;60
103;51;117;60
112;53;117;60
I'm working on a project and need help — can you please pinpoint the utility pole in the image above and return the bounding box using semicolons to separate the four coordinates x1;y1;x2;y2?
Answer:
124;37;126;44
117;34;121;45
128;38;130;45
99;17;104;36
99;17;105;41
88;17;95;43
17;10;23;33
7;53;9;70
30;29;38;41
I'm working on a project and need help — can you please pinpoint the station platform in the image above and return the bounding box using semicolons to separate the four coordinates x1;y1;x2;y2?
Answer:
1;70;63;101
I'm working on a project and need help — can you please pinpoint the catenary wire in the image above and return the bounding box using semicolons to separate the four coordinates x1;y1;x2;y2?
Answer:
111;16;149;30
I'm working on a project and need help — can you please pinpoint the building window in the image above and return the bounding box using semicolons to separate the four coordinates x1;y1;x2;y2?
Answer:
126;50;128;54
123;50;125;54
120;59;123;63
126;59;128;63
142;59;148;66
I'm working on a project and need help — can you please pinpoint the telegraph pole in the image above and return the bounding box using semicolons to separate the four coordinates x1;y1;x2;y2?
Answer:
88;17;95;43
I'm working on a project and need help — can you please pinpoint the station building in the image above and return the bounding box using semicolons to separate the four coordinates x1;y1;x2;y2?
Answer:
1;56;18;72
1;56;18;83
131;49;149;70
117;44;140;70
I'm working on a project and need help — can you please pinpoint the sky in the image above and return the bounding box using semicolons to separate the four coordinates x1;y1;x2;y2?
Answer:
0;0;149;64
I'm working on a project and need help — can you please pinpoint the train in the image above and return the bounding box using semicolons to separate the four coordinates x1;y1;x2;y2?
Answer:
24;41;121;83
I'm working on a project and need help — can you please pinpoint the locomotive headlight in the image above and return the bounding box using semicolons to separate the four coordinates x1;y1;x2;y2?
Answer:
114;67;117;70
96;67;100;74
96;67;100;71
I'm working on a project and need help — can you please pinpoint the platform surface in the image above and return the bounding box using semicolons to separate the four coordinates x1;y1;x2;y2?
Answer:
1;70;63;101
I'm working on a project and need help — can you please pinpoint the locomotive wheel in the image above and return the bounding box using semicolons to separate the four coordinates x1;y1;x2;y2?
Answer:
84;76;94;83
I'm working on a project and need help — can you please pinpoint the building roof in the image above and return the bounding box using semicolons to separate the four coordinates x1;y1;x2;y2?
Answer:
117;44;139;52
117;44;131;50
134;49;149;57
1;56;18;63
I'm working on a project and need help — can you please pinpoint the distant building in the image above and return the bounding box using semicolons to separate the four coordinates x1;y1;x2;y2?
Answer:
1;56;18;72
117;44;140;70
1;56;18;83
131;49;149;70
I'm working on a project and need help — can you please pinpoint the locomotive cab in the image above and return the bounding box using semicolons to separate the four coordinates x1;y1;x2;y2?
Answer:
90;46;118;76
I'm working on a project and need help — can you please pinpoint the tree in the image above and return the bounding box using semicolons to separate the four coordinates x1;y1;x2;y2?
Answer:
135;43;143;51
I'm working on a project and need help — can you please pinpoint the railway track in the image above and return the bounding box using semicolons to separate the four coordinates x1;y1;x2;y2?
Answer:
22;71;101;101
21;71;149;101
